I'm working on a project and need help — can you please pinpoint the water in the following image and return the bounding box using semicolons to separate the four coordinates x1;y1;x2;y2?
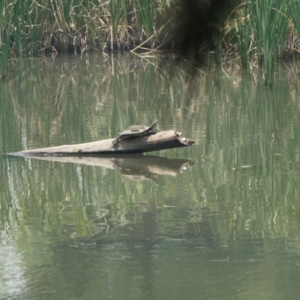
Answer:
1;53;300;299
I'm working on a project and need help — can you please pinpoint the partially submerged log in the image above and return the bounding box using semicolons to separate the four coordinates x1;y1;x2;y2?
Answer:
14;130;194;156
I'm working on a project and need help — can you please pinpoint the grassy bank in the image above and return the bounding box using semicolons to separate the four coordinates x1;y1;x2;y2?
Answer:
0;0;169;79
1;0;300;85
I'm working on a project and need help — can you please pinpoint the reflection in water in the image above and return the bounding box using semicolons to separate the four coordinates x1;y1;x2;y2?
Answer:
10;154;195;181
1;54;300;299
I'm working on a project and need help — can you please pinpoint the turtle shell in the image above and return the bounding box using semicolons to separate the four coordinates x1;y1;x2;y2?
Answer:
113;120;158;145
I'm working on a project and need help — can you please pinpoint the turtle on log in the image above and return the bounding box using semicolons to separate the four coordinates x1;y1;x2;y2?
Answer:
113;120;158;146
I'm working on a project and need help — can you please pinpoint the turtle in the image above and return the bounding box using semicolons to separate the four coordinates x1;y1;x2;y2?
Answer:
113;120;158;146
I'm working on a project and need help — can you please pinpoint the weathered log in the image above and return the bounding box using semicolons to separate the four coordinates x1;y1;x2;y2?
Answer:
13;130;194;156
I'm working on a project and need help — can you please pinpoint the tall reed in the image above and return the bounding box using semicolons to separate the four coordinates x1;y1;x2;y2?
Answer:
227;0;293;86
0;0;167;55
1;0;300;85
229;2;252;67
249;0;291;86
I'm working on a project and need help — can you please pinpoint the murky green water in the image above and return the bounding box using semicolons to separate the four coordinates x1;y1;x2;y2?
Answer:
1;54;300;299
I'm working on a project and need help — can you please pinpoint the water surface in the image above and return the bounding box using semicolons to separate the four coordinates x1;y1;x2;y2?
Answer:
1;54;300;299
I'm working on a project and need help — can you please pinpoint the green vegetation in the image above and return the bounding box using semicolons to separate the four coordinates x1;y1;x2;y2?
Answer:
1;0;300;85
0;0;166;55
227;0;292;86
